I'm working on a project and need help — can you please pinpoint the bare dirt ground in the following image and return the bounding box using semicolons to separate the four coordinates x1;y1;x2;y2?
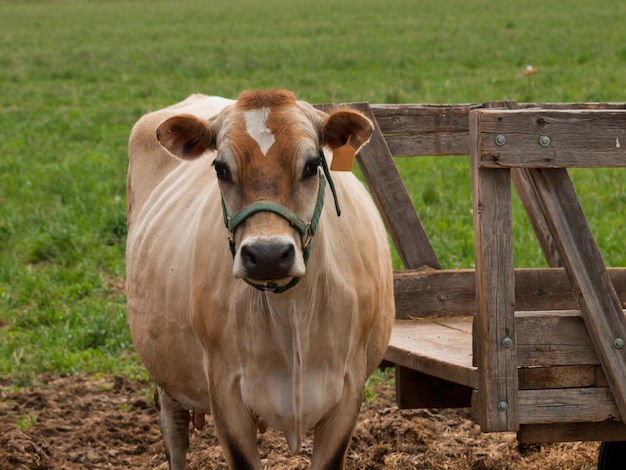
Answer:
0;373;598;469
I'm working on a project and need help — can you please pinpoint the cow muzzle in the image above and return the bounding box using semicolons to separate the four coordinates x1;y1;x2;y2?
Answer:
238;235;302;281
221;150;341;293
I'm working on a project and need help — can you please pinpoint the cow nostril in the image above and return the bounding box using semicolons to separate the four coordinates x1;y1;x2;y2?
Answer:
279;244;295;270
241;246;257;269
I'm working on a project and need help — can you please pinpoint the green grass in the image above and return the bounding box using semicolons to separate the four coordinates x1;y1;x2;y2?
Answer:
1;0;625;385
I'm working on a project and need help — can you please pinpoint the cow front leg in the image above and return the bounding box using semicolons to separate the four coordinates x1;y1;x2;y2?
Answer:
310;381;363;470
155;386;190;470
209;386;262;470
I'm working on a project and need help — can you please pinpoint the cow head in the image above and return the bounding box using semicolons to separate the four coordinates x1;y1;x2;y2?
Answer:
155;90;373;292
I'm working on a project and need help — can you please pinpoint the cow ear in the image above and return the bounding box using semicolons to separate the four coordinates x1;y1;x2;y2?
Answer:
156;114;216;160
321;109;373;152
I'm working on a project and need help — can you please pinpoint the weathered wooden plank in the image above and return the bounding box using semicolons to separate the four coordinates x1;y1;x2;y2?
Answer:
518;365;596;390
323;103;626;163
518;102;626;111
395;367;472;409
384;318;476;388
433;316;473;334
515;311;598;367
519;388;620;424
524;168;626;422
471;111;519;432
384;133;469;157
596;366;610;387
518;421;626;444
369;103;477;156
394;269;474;318
393;268;626;319
369;103;625;157
369;103;478;135
476;110;626;168
370;103;626;140
338;103;441;270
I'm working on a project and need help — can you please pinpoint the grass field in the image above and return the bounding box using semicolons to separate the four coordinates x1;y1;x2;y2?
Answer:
1;0;625;385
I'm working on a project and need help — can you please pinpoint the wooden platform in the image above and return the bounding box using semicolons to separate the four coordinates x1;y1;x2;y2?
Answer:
384;312;626;442
385;317;476;389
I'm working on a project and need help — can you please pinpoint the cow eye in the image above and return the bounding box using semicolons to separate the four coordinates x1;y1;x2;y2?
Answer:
213;160;231;181
302;157;320;179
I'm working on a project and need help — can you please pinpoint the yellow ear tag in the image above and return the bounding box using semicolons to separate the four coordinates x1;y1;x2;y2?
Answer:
330;135;356;172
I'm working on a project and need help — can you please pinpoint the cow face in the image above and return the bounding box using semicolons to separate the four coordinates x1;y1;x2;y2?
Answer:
156;90;373;290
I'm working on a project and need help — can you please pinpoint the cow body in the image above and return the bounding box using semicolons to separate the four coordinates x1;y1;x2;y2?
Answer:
126;90;394;469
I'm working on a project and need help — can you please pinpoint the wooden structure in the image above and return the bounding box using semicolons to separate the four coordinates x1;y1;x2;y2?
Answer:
317;101;626;444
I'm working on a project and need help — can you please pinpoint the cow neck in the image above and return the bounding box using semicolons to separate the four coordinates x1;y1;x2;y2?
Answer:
220;149;341;293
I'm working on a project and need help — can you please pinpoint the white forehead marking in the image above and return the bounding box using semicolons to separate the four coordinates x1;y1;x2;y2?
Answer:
244;107;275;155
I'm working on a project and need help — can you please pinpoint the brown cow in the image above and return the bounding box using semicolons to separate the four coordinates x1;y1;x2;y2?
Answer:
126;90;394;469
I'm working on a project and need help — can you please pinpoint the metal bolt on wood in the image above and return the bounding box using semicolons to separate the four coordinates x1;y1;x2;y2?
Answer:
502;336;513;348
614;337;625;349
498;400;509;411
539;135;551;147
495;134;507;146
